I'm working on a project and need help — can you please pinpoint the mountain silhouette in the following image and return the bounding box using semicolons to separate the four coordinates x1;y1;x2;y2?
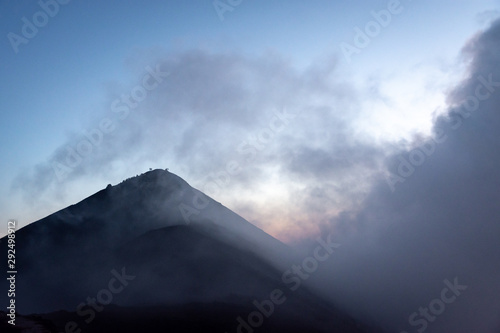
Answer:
0;169;381;332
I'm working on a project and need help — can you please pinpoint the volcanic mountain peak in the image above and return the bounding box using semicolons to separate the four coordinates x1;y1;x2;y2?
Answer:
114;168;184;191
0;169;380;332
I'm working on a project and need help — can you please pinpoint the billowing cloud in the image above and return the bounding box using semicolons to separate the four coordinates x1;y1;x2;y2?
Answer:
306;19;500;333
12;49;386;237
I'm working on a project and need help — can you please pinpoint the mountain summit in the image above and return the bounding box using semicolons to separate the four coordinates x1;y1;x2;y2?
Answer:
0;169;377;332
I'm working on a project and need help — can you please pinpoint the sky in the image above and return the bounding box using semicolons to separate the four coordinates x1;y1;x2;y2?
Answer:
3;1;500;332
1;0;498;240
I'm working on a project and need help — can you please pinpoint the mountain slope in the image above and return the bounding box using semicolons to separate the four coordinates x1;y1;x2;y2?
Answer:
0;169;380;332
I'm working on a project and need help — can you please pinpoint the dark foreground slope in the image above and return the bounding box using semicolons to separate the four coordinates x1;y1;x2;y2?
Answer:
0;169;381;332
1;302;369;333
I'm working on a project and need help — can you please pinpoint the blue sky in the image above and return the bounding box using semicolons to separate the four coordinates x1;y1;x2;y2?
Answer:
1;0;500;240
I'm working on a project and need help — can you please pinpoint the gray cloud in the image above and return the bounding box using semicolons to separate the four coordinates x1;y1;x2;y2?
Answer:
12;49;380;220
303;19;500;333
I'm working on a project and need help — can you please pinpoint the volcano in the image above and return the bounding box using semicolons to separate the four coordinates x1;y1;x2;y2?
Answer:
0;169;381;332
